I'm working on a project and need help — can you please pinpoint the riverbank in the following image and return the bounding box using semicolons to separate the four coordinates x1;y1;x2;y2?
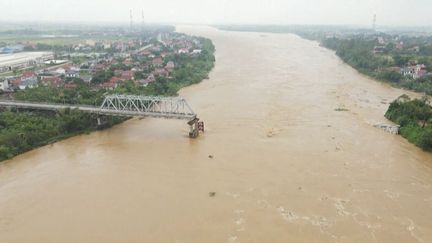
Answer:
0;37;215;162
217;25;432;95
0;110;126;161
216;25;432;151
385;95;432;151
2;26;432;243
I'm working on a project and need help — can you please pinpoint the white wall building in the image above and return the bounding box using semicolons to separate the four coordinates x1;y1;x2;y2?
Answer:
0;79;9;91
0;52;54;73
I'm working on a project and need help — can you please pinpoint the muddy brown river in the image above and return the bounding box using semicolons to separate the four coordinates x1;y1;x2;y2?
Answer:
1;26;432;243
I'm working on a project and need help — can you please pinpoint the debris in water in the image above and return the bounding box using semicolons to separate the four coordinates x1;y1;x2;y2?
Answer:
335;108;349;111
373;124;400;134
208;155;214;159
209;192;216;197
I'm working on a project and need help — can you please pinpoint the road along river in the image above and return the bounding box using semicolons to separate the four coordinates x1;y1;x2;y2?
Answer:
1;26;432;243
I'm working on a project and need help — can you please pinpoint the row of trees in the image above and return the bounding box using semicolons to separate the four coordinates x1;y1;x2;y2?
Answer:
385;95;432;151
0;109;124;161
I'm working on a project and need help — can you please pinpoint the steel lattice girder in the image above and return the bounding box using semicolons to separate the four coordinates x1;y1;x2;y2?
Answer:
99;94;197;120
0;94;197;120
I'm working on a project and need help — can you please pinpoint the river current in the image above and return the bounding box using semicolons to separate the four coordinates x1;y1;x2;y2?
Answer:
1;26;432;243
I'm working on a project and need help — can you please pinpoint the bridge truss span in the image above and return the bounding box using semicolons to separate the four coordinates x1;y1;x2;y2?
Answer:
0;94;203;138
99;95;196;120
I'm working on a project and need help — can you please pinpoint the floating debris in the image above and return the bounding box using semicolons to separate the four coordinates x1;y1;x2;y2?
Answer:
209;192;216;197
335;108;349;111
208;155;214;159
373;124;400;134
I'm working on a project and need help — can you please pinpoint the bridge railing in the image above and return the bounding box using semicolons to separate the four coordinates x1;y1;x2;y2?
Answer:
99;94;196;119
0;94;197;120
0;99;97;108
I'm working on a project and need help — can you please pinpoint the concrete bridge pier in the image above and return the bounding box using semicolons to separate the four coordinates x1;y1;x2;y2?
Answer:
96;116;109;127
188;118;204;138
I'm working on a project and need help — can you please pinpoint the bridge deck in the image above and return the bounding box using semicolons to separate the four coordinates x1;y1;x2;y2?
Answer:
0;98;197;120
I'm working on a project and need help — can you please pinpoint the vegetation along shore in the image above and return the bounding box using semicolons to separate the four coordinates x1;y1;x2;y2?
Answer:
0;26;215;161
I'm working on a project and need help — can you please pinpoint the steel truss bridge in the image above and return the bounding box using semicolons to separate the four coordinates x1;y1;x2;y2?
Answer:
0;94;204;138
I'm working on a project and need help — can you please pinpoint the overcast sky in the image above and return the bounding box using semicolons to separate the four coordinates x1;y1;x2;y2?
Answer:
0;0;431;27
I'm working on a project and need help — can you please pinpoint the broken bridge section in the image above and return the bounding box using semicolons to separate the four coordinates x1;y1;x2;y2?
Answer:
0;94;203;138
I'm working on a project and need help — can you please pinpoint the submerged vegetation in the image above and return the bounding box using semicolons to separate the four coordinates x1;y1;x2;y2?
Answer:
385;95;432;151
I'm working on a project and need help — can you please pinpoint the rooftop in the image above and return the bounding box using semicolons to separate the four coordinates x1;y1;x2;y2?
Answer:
0;52;53;68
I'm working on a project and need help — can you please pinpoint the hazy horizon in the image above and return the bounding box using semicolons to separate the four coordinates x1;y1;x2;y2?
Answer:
0;0;431;28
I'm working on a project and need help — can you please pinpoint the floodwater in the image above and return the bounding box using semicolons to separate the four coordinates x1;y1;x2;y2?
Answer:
1;26;432;243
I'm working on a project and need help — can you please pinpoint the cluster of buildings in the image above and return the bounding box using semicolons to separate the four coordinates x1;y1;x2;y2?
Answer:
0;32;204;92
92;34;203;90
0;44;24;54
371;36;432;80
399;63;429;79
0;52;54;73
384;62;430;80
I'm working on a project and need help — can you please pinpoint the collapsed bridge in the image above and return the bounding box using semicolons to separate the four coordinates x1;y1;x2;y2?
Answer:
0;94;204;138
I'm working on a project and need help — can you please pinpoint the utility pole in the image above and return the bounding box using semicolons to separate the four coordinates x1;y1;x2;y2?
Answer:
142;9;145;31
130;9;134;31
373;14;377;32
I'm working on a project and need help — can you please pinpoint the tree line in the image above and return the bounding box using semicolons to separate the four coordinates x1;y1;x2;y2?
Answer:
385;95;432;151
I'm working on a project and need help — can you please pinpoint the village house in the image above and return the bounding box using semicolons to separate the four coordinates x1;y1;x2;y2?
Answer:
0;79;10;91
153;68;169;77
377;37;386;45
152;57;164;67
141;50;151;56
165;61;175;71
191;49;202;55
94;63;107;71
80;75;93;83
64;83;78;90
178;48;189;54
396;41;404;50
400;64;428;79
123;59;133;65
136;78;154;87
114;69;123;77
409;46;420;53
121;70;134;80
55;67;66;75
145;74;156;84
100;82;117;90
65;69;80;78
160;52;170;58
11;71;38;90
41;76;63;88
373;46;385;54
109;76;124;84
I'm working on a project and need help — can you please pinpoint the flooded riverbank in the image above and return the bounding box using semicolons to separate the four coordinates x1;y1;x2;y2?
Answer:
1;26;432;243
